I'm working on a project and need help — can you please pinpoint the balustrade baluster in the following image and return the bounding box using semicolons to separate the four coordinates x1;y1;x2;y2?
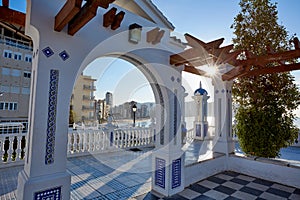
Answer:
67;132;72;154
7;136;14;162
16;135;22;161
78;132;83;152
0;137;4;163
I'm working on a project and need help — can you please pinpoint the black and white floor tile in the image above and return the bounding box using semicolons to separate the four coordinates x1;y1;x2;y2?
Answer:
134;171;300;200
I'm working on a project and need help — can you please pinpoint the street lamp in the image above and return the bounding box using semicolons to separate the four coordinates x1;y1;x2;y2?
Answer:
132;104;137;127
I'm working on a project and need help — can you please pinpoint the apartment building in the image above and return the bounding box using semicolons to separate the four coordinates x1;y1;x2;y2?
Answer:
70;73;97;124
0;22;33;127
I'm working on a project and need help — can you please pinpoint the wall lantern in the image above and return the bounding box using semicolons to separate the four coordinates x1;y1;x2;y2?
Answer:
128;23;142;44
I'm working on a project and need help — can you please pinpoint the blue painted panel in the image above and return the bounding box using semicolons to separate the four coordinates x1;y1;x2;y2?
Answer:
172;158;181;189
204;123;208;137
34;186;61;200
155;158;165;188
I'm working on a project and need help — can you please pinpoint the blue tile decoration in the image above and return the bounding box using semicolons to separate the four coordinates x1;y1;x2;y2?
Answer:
196;124;201;137
110;132;113;146
42;47;54;58
172;158;181;189
45;69;59;165
59;50;70;61
155;158;165;189
34;186;61;200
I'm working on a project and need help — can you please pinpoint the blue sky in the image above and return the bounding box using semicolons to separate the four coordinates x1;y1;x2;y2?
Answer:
4;0;300;114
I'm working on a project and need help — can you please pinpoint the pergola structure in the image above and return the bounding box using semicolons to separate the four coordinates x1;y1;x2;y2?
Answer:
170;33;300;80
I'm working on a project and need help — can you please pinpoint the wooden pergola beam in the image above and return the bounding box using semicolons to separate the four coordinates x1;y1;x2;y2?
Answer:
170;48;210;66
222;66;248;81
184;65;207;76
240;63;300;78
237;49;300;67
54;0;83;32
0;6;25;26
185;33;224;51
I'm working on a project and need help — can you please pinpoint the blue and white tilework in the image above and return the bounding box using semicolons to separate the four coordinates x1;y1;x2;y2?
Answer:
45;69;59;165
42;46;54;58
34;187;61;200
59;50;70;61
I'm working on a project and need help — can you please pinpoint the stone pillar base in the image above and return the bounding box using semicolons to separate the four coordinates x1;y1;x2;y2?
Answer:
151;150;185;197
17;170;71;200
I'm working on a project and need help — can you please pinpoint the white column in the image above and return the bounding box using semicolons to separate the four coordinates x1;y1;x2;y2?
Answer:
17;68;71;200
212;76;234;156
152;85;185;197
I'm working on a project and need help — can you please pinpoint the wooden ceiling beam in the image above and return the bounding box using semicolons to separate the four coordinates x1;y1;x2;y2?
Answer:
2;0;9;7
240;63;300;78
68;0;100;35
0;6;25;26
67;0;115;35
54;0;83;32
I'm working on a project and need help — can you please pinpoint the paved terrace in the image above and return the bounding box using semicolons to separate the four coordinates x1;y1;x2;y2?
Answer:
1;142;300;200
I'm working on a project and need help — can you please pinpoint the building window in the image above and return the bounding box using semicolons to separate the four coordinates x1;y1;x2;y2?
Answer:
0;85;10;93
11;69;21;77
0;102;18;110
3;50;12;58
2;67;10;76
11;86;20;94
14;52;22;60
24;71;31;78
22;87;30;94
25;54;32;63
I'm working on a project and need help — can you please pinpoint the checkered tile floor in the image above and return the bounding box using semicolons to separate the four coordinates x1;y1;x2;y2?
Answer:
134;171;300;200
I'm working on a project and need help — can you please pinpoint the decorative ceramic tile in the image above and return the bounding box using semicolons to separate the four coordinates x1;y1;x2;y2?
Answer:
42;47;54;58
34;187;61;200
155;158;165;189
59;50;69;61
172;158;181;189
45;69;59;165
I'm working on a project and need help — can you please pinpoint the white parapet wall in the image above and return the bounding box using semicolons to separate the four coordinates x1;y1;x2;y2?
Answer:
184;154;227;187
228;155;300;188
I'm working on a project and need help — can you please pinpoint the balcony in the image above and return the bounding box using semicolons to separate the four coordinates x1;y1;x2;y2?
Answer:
82;95;94;101
83;85;96;91
82;105;94;110
0;36;33;51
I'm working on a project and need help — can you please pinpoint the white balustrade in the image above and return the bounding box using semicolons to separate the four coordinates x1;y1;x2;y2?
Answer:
0;126;155;166
0;133;26;165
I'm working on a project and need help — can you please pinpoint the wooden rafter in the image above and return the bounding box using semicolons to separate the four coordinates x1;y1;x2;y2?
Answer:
0;6;25;26
54;0;83;32
54;0;115;35
103;7;125;30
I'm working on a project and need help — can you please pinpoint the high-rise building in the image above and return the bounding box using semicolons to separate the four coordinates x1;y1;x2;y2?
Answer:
0;22;33;129
70;74;96;124
105;92;113;107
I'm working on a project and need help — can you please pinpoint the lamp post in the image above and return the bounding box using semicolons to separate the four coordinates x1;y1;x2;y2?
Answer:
132;104;137;127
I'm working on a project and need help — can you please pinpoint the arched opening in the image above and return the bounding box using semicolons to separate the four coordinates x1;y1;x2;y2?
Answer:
67;55;166;199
